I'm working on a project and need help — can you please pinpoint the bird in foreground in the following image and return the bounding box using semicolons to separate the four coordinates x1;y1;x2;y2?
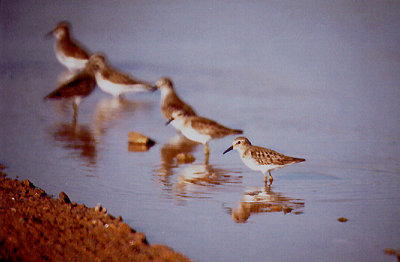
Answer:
223;137;305;185
44;63;96;122
46;21;90;71
167;111;242;162
155;77;196;130
88;53;156;98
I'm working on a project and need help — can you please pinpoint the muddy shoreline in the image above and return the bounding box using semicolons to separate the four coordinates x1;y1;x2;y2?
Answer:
0;166;191;262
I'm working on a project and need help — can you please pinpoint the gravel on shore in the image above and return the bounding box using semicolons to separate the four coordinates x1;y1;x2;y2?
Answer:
0;167;192;262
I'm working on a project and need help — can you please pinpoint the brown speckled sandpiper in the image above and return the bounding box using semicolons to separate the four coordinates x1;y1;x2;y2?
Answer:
167;111;242;160
223;137;305;184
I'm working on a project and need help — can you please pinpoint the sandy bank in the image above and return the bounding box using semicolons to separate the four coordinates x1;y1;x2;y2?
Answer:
0;167;192;262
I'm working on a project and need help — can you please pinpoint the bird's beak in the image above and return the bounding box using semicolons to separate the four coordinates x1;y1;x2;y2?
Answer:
45;30;53;39
223;145;233;154
165;118;174;126
151;85;158;92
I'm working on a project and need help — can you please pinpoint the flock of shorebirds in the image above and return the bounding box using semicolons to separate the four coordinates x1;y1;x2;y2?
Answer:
44;21;305;185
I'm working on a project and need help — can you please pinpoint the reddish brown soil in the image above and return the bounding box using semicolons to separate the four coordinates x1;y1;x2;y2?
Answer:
0;168;192;262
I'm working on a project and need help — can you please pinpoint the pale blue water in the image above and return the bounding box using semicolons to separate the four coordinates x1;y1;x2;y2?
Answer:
1;1;400;261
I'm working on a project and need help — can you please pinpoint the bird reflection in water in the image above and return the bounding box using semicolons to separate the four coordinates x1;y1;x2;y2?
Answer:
49;120;97;168
92;96;137;139
157;135;242;200
157;135;200;189
92;95;154;141
173;163;242;199
45;62;98;168
226;186;305;223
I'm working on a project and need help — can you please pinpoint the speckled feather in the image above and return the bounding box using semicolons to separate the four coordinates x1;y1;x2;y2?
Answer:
245;146;304;166
224;137;306;178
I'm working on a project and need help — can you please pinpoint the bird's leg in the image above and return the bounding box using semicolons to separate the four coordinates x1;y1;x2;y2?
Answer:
72;102;78;126
263;172;269;186
204;144;210;165
264;183;271;192
204;144;210;156
268;171;274;185
204;153;209;165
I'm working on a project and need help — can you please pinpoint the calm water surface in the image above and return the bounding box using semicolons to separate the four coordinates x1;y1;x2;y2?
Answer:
1;1;400;261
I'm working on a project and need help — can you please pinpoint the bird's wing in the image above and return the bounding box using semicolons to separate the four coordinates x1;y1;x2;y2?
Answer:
59;40;89;59
247;147;287;166
104;70;151;86
190;117;240;137
45;72;95;99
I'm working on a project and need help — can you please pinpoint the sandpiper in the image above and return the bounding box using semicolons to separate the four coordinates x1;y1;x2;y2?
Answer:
166;111;243;161
46;21;90;71
88;53;156;97
223;137;305;184
155;77;196;130
44;63;96;121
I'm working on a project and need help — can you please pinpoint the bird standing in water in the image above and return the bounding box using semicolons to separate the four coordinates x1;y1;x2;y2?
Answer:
167;111;243;163
44;60;96;123
223;137;305;185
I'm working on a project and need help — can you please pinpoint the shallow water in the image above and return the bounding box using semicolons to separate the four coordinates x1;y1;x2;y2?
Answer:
1;1;400;261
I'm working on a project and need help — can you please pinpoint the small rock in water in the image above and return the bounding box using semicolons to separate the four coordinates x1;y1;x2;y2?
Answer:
59;191;71;204
128;143;151;152
337;217;348;223
176;153;195;164
128;131;155;146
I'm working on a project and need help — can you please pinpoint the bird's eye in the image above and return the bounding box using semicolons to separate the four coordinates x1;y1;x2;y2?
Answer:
237;141;241;144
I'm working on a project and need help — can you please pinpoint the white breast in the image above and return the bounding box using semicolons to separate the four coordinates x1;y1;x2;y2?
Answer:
160;88;172;103
55;49;87;71
240;154;282;174
95;73;149;97
181;127;210;144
